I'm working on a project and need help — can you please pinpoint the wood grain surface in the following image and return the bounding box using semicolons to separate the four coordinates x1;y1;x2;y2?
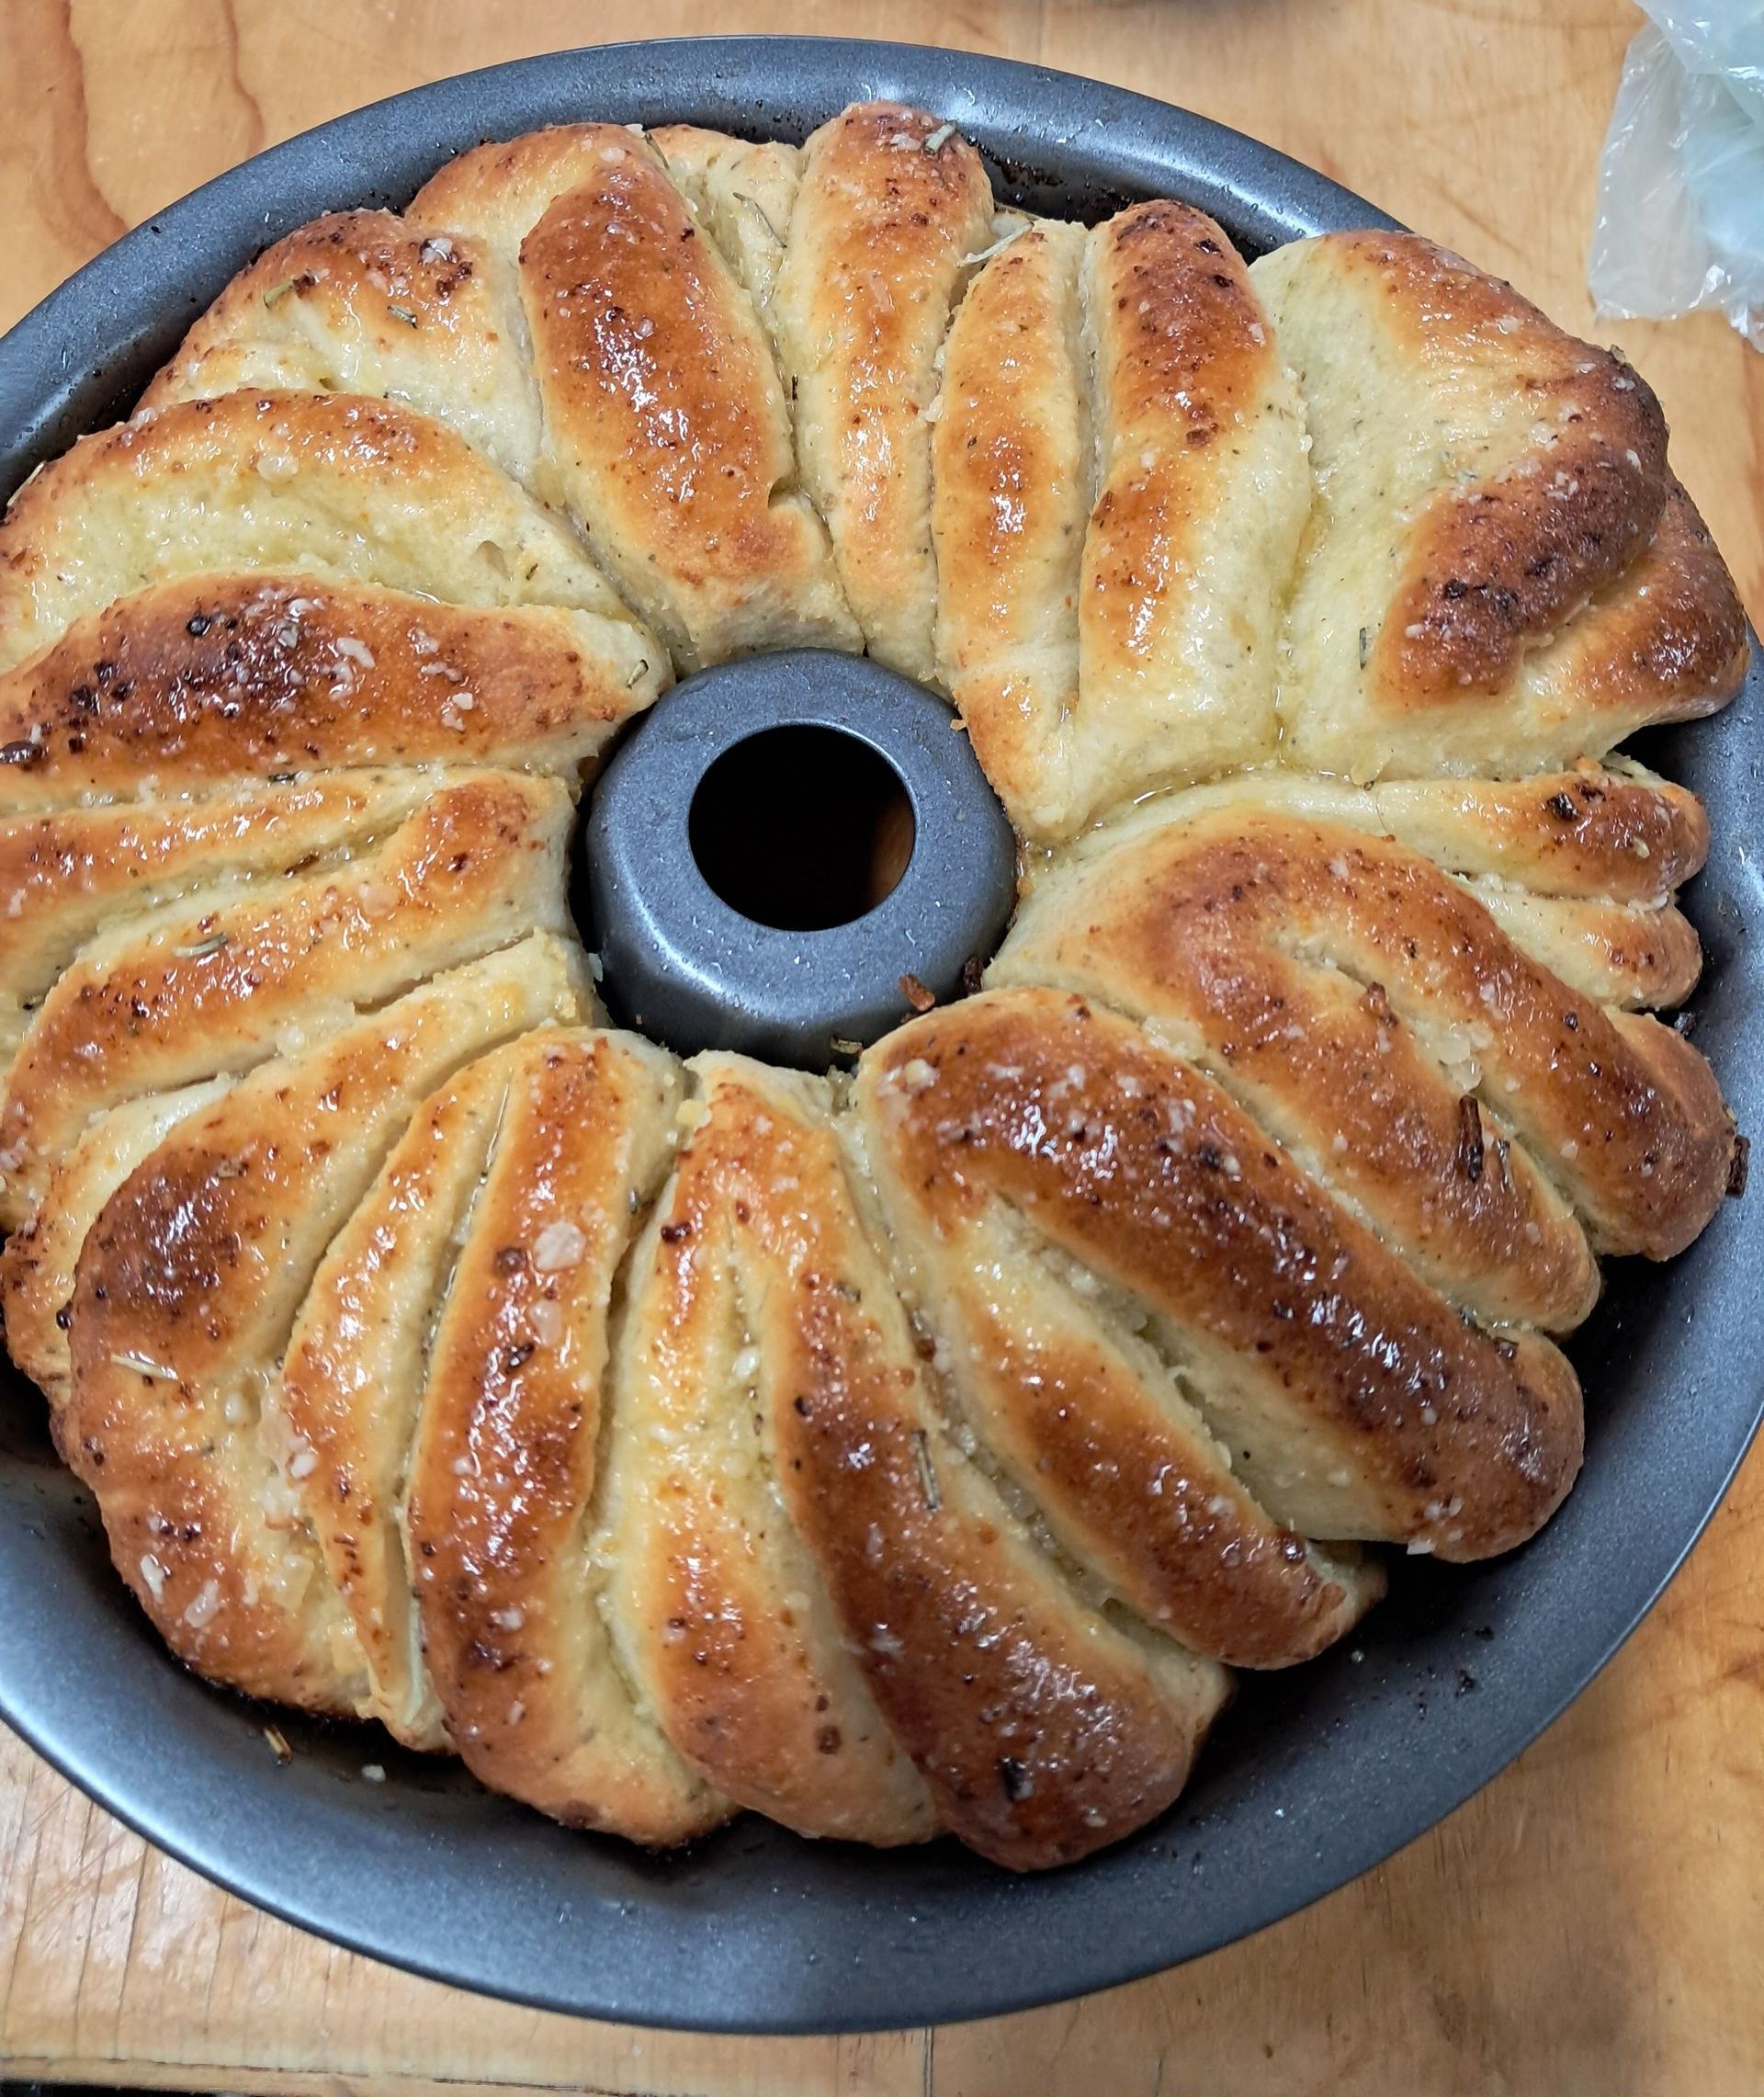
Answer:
1;4;1760;2092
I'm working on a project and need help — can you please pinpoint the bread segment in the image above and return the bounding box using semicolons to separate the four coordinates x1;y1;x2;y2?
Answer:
861;988;1585;1558
1366;765;1709;902
1075;204;1309;811
1;1079;232;1398
1461;883;1702;1012
1253;233;1749;778
0;771;436;1016
605;1056;937;1844
141;211;543;489
0;575;661;812
404;1027;724;1842
0;391;639;673
56;935;593;1715
278;1049;513;1752
935;200;1310;838
413;124;854;669
933;222;1090;836
648;125;801;342
775;102;995;681
997;761;1711;1016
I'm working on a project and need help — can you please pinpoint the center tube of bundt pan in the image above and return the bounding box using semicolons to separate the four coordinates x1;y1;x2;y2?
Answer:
581;648;1017;1069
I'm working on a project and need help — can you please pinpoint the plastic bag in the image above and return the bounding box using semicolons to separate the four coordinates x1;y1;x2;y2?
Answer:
1589;2;1764;349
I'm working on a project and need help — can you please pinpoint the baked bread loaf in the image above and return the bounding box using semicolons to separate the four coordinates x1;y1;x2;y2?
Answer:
0;101;1746;1870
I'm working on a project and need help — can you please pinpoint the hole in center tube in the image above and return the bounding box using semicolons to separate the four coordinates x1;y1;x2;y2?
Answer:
688;724;916;933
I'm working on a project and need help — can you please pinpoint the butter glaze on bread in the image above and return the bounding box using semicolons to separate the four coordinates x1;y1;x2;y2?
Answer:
0;103;1745;1871
0;574;662;808
934;200;1311;839
412;126;855;669
860;989;1584;1558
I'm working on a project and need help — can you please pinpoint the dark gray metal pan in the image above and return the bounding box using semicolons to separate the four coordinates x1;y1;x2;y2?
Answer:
0;33;1756;2036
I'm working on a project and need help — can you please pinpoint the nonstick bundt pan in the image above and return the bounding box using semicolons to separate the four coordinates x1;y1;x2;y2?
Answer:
0;34;1758;2035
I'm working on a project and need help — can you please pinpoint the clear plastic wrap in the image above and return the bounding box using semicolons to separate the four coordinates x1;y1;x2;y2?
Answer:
1589;3;1764;349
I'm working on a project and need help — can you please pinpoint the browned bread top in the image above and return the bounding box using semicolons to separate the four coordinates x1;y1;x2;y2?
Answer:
1251;233;1748;779
1001;784;1734;1267
0;573;661;807
0;390;638;674
401;1028;724;1842
55;940;593;1710
859;986;1586;1559
604;1054;939;1847
1308;232;1668;704
1078;202;1307;782
411;125;856;668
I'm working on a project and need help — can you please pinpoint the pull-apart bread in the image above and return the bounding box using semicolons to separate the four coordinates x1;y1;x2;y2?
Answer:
0;102;1745;1869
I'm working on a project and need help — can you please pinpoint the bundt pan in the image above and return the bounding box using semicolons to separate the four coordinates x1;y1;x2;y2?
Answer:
0;32;1759;2034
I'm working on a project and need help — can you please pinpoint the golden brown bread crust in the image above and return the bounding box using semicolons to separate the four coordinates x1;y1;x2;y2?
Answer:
1366;765;1712;1011
0;1079;232;1399
773;1323;1228;1871
932;221;1089;837
412;126;855;668
0;773;437;1016
862;990;1585;1559
1001;761;1713;1019
0;390;640;674
65;1131;369;1712
1367;764;1710;903
932;198;1314;840
775;102;995;682
408;124;610;254
404;1029;725;1842
0;574;661;808
0;104;1747;1870
56;939;593;1711
856;1034;1386;1663
1001;787;1734;1278
0;771;574;1225
1347;237;1670;705
606;1058;937;1843
1259;229;1668;704
744;1062;1227;1868
515;132;855;669
1078;203;1306;791
277;1053;512;1753
1253;232;1748;779
1493;480;1752;757
1464;883;1704;1012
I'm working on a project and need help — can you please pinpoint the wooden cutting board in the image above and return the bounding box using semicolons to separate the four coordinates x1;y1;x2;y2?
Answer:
2;2;1760;2091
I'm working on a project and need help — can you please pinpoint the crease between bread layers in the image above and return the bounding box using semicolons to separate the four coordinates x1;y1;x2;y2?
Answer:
0;99;1747;1870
